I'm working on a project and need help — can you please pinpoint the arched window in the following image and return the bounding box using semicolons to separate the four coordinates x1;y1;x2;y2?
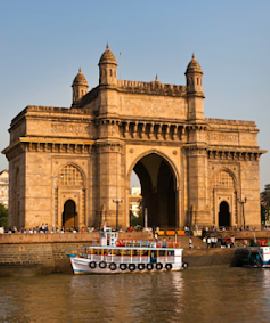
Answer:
59;164;83;186
214;170;234;188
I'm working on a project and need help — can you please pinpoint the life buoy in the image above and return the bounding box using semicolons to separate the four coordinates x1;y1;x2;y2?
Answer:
182;262;188;269
165;263;172;270
99;260;107;269
138;263;145;270
109;262;117;270
120;264;127;270
129;264;136;271
147;263;154;270
89;261;97;269
156;263;163;270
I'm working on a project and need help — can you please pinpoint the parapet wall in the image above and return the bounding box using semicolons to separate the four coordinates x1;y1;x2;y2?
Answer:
0;232;154;275
0;232;238;275
117;79;186;97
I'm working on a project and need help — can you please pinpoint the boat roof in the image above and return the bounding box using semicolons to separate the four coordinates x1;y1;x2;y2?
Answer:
84;246;182;251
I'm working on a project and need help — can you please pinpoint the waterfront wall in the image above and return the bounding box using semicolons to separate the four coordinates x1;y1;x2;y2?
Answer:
184;249;235;267
0;232;153;275
0;233;236;275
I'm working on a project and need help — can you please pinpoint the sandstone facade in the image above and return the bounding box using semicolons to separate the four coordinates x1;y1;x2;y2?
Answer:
3;47;265;229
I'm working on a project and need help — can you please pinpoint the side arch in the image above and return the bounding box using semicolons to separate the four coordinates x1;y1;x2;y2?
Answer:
55;162;86;230
219;200;231;227
212;167;238;227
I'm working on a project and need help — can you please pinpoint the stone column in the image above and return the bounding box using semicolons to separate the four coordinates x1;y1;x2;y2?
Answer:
186;135;209;226
96;140;125;228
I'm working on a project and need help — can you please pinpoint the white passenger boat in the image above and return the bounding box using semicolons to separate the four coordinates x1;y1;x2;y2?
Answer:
69;227;187;274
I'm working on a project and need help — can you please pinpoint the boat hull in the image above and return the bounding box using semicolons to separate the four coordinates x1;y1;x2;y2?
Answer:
71;257;182;275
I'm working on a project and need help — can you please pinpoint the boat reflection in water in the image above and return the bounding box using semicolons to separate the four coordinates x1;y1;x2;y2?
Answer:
1;268;270;322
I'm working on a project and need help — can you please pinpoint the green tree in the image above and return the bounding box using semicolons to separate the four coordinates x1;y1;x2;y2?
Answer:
0;203;8;227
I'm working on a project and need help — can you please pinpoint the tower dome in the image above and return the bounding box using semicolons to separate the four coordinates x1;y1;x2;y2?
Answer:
185;53;204;96
72;68;89;87
72;68;89;106
186;53;203;74
98;44;117;86
99;44;117;65
185;53;204;120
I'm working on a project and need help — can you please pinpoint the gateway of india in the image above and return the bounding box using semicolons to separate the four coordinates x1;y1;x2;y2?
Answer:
3;46;265;230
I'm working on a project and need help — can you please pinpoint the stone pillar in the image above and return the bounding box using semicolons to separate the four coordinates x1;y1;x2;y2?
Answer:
96;140;125;228
187;136;209;226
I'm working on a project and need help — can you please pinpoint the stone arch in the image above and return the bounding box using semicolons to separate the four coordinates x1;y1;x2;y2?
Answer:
63;199;77;228
127;149;180;190
127;150;180;228
219;200;230;227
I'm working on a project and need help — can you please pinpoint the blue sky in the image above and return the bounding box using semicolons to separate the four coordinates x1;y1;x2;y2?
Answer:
0;0;269;189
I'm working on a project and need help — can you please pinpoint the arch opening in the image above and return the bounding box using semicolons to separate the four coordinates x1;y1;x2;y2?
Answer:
130;153;178;229
63;199;77;229
219;201;230;227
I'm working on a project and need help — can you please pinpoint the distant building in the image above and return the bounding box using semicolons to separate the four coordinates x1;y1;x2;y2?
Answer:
131;187;141;196
130;187;142;218
0;170;8;208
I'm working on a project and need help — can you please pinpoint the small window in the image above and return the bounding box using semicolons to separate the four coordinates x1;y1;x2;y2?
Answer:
110;69;113;77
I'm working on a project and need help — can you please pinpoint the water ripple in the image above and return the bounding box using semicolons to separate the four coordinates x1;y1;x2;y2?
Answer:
0;268;270;322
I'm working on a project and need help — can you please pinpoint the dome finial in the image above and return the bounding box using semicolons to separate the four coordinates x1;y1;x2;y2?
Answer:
192;53;195;59
155;74;158;81
106;42;109;50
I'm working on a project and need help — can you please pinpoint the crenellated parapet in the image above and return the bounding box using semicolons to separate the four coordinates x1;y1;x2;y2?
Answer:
117;79;186;97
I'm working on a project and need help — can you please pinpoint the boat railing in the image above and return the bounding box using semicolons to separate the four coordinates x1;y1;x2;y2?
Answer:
87;254;175;264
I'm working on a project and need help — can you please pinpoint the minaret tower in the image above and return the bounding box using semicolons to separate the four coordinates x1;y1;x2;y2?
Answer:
185;54;208;226
98;44;117;86
72;68;89;106
185;54;204;120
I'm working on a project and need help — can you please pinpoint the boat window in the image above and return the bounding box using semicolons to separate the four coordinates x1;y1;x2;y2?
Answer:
142;250;148;257
116;250;122;257
167;250;174;257
159;250;166;257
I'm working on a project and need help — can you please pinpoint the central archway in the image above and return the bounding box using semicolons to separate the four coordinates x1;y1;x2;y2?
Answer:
63;199;77;229
219;201;230;227
132;153;178;229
